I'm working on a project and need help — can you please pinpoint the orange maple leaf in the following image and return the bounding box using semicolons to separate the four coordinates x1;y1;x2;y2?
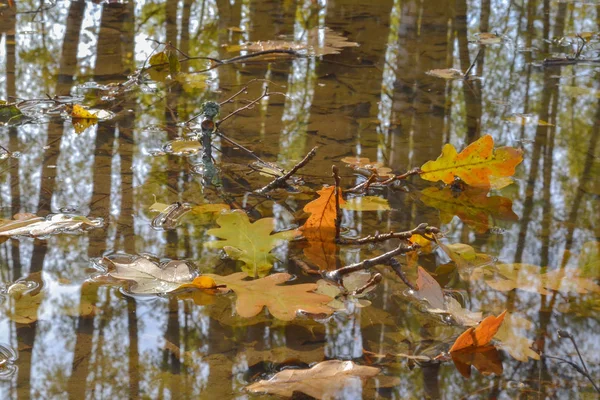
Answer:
301;186;345;270
450;310;507;352
420;135;522;188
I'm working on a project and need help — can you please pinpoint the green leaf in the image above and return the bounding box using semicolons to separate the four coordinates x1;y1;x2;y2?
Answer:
204;210;300;277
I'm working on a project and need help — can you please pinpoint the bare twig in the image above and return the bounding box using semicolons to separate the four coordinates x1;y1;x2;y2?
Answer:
464;48;483;78
256;147;318;194
352;273;382;296
338;222;438;245
333;166;342;241
386;257;415;290
216;86;270;127
557;330;594;380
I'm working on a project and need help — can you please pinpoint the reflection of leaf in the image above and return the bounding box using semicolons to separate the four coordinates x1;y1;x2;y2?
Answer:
421;186;518;233
301;186;345;270
105;254;218;294
451;345;503;378
543;268;600;294
207;272;333;321
436;240;494;271
449;310;506;352
342;196;390;211
494;312;540;362
420;135;523;189
246;360;380;399
72;118;97;134
232;27;359;57
205;210;300;277
426;68;464;79
0;213;103;237
315;271;376;310
341;156;394;178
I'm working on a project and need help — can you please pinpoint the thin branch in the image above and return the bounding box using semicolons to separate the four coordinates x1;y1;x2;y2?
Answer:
216;86;270;127
256;147;318;194
386;257;415;290
338;222;438;245
464;48;483;78
352;273;382;296
333;165;342;241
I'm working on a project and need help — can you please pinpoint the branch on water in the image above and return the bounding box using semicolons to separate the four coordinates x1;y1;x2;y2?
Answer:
256;147;318;194
338;222;439;245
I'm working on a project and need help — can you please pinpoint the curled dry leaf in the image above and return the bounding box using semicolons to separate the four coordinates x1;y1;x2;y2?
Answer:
246;360;380;399
301;186;345;270
205;210;300;277
102;253;219;295
420;186;518;233
207;272;333;321
420;135;523;189
0;213;103;238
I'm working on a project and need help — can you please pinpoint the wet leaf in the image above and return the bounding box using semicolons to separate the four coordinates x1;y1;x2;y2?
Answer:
246;360;380;399
0;101;23;124
426;68;464;79
420;186;518;233
207;272;333;321
476;32;502;45
71;104;98;119
0;213;103;238
148;51;170;81
414;267;482;326
301;186;345;270
505;114;553;126
449;310;507;352
340;156;394;178
166;139;202;155
493;312;540;362
315;271;377;310
232;27;359;57
409;234;433;254
205;210;300;277
451;345;503;378
104;254;218;294
341;196;390;211
436;241;494;271
420;135;523;189
150;202;191;230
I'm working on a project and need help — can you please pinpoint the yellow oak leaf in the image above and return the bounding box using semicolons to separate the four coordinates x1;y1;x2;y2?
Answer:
71;105;98;119
420;135;523;188
205;210;300;277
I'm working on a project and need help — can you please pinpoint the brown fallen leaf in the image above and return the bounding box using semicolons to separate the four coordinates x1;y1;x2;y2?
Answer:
246;360;380;399
451;345;503;378
449;310;507;352
207;272;333;321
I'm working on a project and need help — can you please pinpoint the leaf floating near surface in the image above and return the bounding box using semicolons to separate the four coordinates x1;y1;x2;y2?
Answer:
246;360;380;399
449;310;507;352
0;213;103;238
475;32;503;45
102;253;220;295
505;114;554;126
341;196;390;211
205;210;300;277
315;271;378;310
426;68;464;79
207;272;333;321
228;27;359;58
340;156;395;178
420;135;523;189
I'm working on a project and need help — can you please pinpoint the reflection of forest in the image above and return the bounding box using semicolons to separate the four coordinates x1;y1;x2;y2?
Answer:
0;0;599;398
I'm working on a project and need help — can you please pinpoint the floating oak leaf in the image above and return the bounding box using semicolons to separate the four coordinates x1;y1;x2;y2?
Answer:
420;135;523;189
231;27;359;58
435;240;494;272
205;210;300;277
449;310;507;352
426;68;464;79
206;272;333;321
340;156;394;178
103;253;219;295
246;360;380;399
70;104;98;119
420;186;518;233
301;186;345;270
493;312;540;362
0;213;103;238
414;267;482;326
341;196;390;211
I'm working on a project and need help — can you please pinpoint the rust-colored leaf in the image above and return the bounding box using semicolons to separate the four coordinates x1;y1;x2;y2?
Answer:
449;310;507;352
301;186;345;270
420;135;523;188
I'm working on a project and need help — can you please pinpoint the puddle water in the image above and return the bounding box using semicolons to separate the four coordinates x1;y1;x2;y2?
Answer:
0;0;599;399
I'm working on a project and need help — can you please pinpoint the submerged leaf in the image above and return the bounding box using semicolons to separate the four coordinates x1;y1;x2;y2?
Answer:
420;135;523;189
207;272;333;321
205;210;300;277
449;310;507;352
426;68;464;79
246;360;380;399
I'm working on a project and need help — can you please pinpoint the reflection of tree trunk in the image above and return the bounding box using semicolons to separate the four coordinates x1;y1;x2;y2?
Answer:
95;3;128;82
163;298;181;397
56;0;86;95
166;0;178;46
180;0;195;57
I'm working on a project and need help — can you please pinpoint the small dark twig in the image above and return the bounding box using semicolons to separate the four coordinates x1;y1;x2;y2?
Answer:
222;49;301;64
352;273;382;296
256;147;318;194
386;257;415;290
464;48;483;78
557;330;593;379
544;354;600;393
379;168;422;186
290;256;322;276
333;166;342;241
216;86;272;127
323;242;418;284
